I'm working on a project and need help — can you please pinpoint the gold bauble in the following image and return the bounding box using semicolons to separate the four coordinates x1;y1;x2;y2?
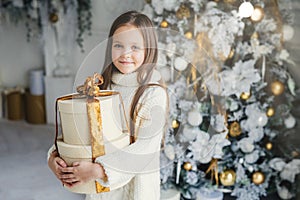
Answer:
292;151;299;158
229;122;242;137
160;20;168;28
265;142;273;150
49;13;59;23
251;5;264;22
185;31;193;39
266;107;275;117
271;81;285;96
220;169;236;186
172;119;179;129
252;171;265;185
240;92;251;100
183;162;193;171
176;4;191;19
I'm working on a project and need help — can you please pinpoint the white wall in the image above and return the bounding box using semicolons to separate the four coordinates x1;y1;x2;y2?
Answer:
0;23;44;87
0;0;144;89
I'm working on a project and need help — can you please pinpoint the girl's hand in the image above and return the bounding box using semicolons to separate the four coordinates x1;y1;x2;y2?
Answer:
48;151;68;184
60;161;106;187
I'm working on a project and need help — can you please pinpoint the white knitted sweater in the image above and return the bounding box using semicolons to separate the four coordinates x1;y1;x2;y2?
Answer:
48;70;167;200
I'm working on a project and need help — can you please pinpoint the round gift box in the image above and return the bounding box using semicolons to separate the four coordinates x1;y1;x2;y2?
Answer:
58;91;124;145
57;134;130;194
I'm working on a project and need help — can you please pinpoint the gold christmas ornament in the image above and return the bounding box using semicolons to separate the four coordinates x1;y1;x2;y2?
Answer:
240;92;251;100
49;13;59;23
252;171;265;185
266;107;275;117
291;151;299;158
220;169;236;186
160;20;169;28
172;119;179;129
251;5;264;22
185;31;193;39
265;142;273;150
183;162;193;171
229;122;242;137
271;80;285;96
176;4;191;19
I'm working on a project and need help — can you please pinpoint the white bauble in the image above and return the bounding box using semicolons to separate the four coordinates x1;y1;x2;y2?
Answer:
257;112;268;127
238;2;254;18
174;57;188;71
187;110;203;126
283;25;295;41
284;114;296;129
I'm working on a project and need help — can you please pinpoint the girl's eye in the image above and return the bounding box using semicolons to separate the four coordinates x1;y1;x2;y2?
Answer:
132;45;141;51
113;44;123;48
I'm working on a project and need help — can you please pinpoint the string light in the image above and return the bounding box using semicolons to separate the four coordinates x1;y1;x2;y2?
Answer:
238;1;254;18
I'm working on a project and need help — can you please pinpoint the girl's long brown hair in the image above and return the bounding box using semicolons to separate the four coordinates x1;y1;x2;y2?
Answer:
100;11;166;142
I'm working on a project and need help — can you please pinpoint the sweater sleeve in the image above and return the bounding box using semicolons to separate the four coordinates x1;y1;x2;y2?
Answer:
95;86;168;190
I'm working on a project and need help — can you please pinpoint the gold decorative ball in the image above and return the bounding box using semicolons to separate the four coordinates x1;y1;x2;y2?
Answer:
183;162;193;171
49;13;59;23
176;4;191;19
172;119;179;129
229;122;242;137
271;81;285;96
185;31;193;39
265;142;273;150
220;169;236;186
266;107;275;117
251;5;264;22
240;92;251;100
160;20;169;28
292;151;299;158
252;171;265;185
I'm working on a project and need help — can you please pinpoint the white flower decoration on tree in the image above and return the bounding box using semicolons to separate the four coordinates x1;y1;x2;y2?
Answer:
238;137;255;153
245;150;260;164
188;131;230;163
196;6;244;59
269;158;286;171
151;0;179;15
280;159;300;182
219;60;261;97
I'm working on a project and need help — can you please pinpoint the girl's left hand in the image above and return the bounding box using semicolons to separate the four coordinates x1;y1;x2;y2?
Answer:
60;161;105;187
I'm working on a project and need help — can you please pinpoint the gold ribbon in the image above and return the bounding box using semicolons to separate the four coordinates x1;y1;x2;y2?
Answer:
55;73;130;193
205;158;219;185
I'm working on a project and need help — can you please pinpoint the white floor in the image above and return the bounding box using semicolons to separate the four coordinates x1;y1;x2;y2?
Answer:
0;119;85;200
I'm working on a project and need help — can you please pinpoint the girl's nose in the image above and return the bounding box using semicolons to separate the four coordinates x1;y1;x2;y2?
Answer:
122;49;132;58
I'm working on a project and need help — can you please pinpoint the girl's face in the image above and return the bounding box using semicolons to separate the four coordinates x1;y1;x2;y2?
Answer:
112;25;145;74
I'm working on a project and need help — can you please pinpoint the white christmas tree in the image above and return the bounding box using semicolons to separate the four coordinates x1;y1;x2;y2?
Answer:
142;0;300;199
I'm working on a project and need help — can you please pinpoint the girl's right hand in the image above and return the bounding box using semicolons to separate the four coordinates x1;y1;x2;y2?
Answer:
48;150;68;183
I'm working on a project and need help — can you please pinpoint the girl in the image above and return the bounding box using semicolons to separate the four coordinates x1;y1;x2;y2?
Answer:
48;10;168;200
